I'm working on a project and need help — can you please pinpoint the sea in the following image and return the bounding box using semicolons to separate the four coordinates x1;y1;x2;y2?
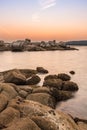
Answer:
0;46;87;119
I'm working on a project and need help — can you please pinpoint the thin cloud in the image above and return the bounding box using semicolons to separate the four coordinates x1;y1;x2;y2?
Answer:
39;0;56;10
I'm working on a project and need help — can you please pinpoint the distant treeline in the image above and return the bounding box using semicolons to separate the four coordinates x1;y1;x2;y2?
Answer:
66;41;87;46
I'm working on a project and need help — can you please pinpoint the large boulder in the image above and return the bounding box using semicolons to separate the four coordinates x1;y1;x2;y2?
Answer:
26;75;41;85
58;73;71;81
43;78;63;90
62;81;79;91
4;69;26;85
36;67;48;74
8;99;79;130
26;93;56;108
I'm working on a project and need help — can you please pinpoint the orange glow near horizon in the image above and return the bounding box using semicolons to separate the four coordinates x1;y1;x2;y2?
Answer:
0;24;87;42
0;0;87;42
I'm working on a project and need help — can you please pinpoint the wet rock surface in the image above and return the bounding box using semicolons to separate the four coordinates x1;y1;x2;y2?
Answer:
0;68;86;130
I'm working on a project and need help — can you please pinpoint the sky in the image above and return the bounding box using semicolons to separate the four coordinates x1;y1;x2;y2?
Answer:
0;0;87;42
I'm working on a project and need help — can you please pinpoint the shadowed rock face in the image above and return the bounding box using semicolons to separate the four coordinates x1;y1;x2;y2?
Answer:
58;73;71;81
62;81;79;91
43;74;78;92
26;75;41;85
43;79;63;90
4;70;26;85
36;67;48;74
0;69;40;85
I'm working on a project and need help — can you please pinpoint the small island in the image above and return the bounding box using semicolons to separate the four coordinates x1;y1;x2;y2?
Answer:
0;39;78;52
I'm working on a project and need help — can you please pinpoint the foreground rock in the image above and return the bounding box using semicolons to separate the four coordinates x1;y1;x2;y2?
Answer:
26;93;56;108
62;81;79;91
0;69;41;85
7;99;80;130
4;69;26;85
43;74;78;91
0;68;86;130
50;88;73;101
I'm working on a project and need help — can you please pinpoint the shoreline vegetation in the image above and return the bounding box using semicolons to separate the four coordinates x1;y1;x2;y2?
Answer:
0;67;87;130
0;39;79;52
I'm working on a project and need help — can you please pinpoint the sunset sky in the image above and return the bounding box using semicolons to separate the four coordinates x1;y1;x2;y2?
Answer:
0;0;87;42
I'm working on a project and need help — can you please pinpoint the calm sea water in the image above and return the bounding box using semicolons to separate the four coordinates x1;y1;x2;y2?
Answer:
0;46;87;119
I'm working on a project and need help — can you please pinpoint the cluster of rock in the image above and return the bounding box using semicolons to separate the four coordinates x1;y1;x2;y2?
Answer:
0;39;78;52
0;40;10;51
0;67;86;130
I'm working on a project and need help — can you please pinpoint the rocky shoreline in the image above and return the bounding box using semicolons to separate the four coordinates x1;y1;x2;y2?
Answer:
0;39;78;52
0;67;87;130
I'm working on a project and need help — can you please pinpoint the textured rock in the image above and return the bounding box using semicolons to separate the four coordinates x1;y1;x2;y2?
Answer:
19;69;37;78
77;122;87;130
19;90;28;98
0;94;8;112
0;83;18;100
44;74;58;80
4;69;26;85
0;107;20;127
33;87;51;94
8;100;79;130
3;117;41;130
58;73;71;81
18;86;33;93
43;78;63;90
62;81;79;91
26;93;56;108
51;88;73;101
31;116;59;130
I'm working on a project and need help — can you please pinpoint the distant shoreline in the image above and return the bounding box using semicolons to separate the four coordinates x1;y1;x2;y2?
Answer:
0;39;79;52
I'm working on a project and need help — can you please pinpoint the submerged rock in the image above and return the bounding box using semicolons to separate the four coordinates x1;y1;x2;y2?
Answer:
69;70;75;75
